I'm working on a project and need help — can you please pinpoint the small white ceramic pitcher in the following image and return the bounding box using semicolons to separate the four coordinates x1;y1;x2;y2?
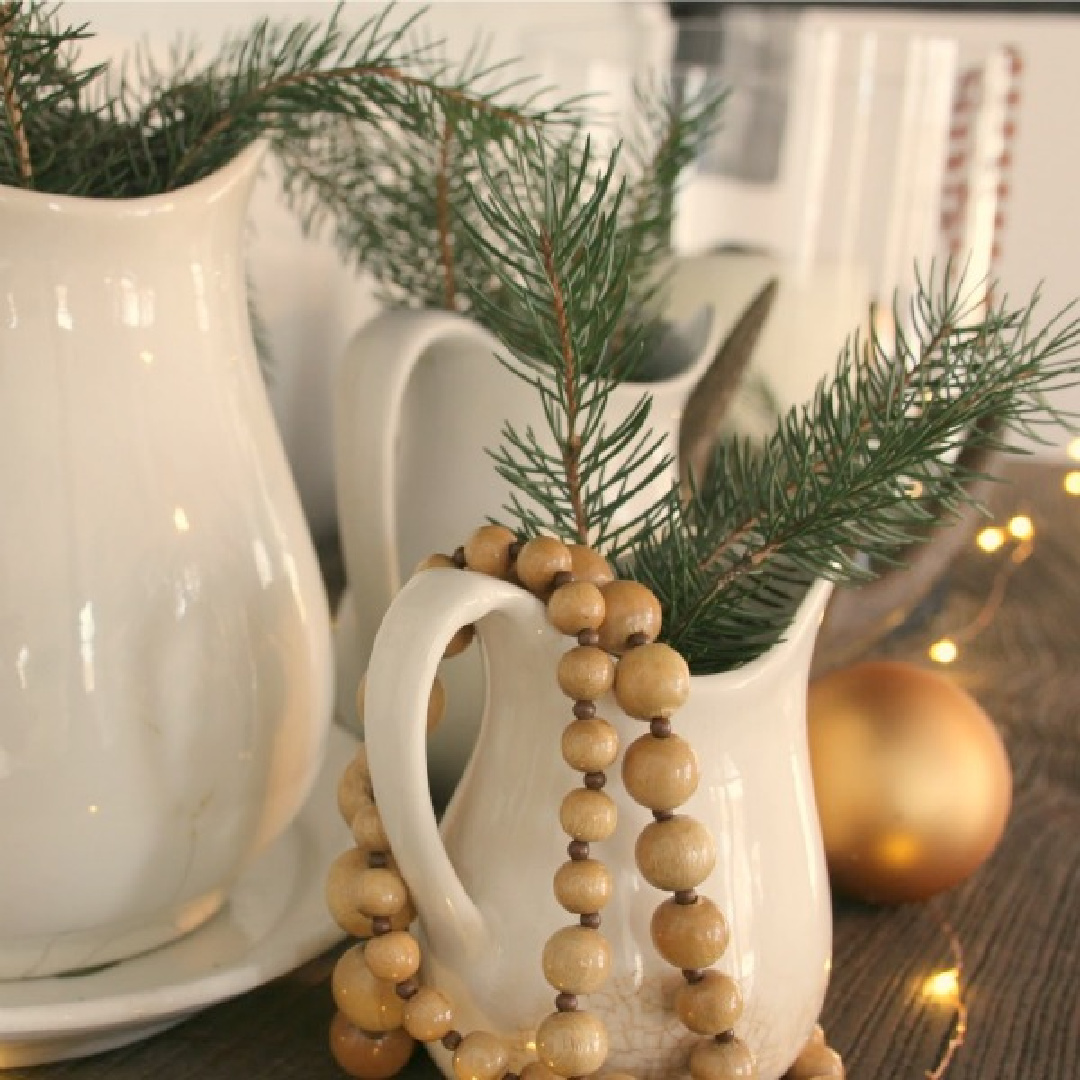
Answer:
364;568;833;1080
332;306;717;795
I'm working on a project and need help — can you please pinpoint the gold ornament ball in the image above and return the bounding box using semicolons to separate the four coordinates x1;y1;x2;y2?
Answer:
807;660;1012;904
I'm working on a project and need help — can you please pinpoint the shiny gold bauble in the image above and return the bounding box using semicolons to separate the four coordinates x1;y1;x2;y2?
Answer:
807;660;1012;904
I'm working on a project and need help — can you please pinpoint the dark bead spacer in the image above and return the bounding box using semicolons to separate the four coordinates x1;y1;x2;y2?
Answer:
583;771;606;790
371;915;392;936
626;631;649;649
579;912;602;929
503;1074;521;1080
441;1030;463;1051
577;628;600;647
674;889;698;906
649;717;672;738
568;840;590;861
395;977;420;1000
683;968;706;984
555;992;579;1012
451;546;467;569
366;851;389;869
552;570;574;590
716;1029;737;1044
508;540;523;561
572;700;597;720
653;809;675;822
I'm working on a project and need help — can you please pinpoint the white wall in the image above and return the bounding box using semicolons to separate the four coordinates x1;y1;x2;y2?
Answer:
60;3;1080;535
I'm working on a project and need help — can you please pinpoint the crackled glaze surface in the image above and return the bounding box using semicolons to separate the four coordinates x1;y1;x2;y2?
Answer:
0;144;332;978
365;571;833;1080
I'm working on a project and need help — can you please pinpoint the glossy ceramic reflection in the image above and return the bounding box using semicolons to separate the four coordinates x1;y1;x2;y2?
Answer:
364;569;833;1080
0;143;332;978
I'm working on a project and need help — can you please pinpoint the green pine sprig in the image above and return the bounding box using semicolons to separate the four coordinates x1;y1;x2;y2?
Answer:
626;268;1080;673
0;1;554;198
462;134;674;557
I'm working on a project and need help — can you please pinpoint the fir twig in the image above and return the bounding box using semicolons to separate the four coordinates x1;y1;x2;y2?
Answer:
628;266;1080;673
436;115;457;310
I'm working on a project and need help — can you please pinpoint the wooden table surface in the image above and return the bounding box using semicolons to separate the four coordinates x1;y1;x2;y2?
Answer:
8;463;1079;1080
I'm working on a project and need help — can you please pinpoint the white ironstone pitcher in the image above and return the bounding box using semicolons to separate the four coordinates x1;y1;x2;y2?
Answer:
0;143;332;978
364;567;833;1080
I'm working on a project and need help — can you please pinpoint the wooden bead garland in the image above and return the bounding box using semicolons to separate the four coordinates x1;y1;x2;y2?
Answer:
328;527;846;1080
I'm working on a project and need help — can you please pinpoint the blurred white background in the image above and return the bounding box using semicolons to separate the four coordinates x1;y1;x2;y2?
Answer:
68;2;1080;538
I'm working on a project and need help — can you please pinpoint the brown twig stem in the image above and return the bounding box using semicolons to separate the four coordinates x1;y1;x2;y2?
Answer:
0;3;32;186
541;228;589;545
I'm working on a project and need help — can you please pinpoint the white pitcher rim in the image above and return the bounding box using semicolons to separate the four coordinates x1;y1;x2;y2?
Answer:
0;139;266;215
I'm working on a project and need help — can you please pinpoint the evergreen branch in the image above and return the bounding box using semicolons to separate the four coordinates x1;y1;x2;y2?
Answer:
628;267;1080;673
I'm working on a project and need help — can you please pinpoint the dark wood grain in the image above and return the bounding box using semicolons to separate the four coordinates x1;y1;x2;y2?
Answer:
10;463;1079;1079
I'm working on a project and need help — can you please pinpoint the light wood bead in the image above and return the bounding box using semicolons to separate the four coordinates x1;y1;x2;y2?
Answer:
787;1043;844;1079
622;733;699;811
331;945;405;1032
541;925;613;994
363;930;421;983
553;858;613;914
598;1074;640;1080
326;849;372;935
557;646;616;701
613;643;691;719
561;717;619;772
517;536;573;595
535;1010;609;1077
675;972;744;1035
352;867;409;917
414;552;457;574
568;544;615;586
427;675;446;733
689;1036;756;1080
350;796;390;851
559;788;617;842
635;815;717;892
597;581;662;654
519;1064;561;1080
548;581;607;636
463;524;518;578
650;896;730;970
329;1011;415;1079
337;747;372;824
444;623;475;659
401;986;455;1043
451;1030;510;1080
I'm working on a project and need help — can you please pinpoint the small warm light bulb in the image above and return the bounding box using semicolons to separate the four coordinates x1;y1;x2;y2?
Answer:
922;968;961;1005
1065;471;1080;496
1068;437;1080;461
929;639;959;664
1007;515;1033;540
174;507;190;533
976;526;1006;553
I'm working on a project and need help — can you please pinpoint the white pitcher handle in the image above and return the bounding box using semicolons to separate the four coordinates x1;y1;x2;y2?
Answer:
333;309;501;662
364;567;533;965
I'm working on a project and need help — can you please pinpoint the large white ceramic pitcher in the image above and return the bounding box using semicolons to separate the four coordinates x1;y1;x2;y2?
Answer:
0;143;332;978
364;568;833;1080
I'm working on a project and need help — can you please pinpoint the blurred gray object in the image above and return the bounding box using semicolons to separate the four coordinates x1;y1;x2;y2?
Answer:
671;6;799;184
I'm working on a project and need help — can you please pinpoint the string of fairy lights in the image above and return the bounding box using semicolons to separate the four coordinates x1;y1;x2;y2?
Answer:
926;441;1080;666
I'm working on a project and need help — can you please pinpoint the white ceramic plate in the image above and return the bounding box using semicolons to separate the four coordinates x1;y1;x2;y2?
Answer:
0;725;357;1068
